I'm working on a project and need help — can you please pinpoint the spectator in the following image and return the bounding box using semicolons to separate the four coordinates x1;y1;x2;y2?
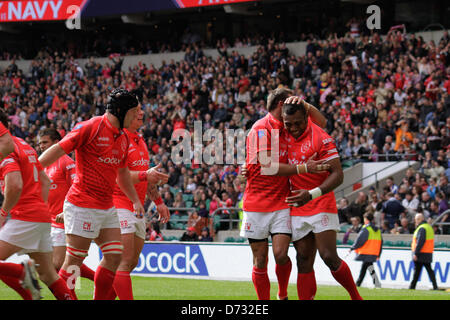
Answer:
385;176;399;194
402;191;419;218
187;211;202;235
337;198;351;224
198;227;213;242
147;222;164;241
381;220;391;234
381;192;406;229
342;216;362;244
348;192;368;222
180;226;199;242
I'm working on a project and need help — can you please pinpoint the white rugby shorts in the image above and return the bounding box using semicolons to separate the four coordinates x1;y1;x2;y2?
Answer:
117;208;146;240
240;208;291;239
51;226;67;247
0;219;53;254
63;201;120;239
291;212;339;242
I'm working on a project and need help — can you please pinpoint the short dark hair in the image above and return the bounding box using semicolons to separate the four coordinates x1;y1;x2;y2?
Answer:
38;128;61;141
266;87;292;112
364;212;374;222
282;102;307;117
0;109;9;128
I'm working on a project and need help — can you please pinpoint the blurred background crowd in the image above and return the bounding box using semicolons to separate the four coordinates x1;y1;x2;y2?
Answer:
0;0;449;240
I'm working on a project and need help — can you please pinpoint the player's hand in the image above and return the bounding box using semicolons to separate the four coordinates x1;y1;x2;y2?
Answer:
146;163;169;186
156;203;170;224
284;96;303;105
413;254;418;262
306;153;331;173
286;189;311;207
133;202;145;219
55;213;64;224
240;163;248;177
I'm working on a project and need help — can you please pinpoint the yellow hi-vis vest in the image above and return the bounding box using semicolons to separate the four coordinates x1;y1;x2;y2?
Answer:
412;223;434;254
355;225;382;256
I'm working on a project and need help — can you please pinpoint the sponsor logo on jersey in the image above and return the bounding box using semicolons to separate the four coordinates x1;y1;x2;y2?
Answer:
97;156;122;165
131;158;150;167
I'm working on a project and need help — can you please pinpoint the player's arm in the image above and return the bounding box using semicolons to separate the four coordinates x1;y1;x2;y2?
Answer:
39;170;51;203
117;166;145;218
129;163;169;185
284;96;327;129
38;143;66;168
0;132;14;162
147;183;170;224
2;171;23;214
286;157;343;207
259;151;330;176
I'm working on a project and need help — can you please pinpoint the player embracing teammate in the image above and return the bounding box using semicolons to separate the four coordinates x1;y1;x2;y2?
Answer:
242;88;362;300
241;87;330;300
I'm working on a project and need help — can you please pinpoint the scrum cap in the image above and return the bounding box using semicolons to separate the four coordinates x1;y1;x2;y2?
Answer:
106;89;139;128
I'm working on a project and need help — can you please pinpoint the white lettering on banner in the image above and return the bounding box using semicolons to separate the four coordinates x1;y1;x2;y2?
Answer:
49;1;62;18
137;246;200;274
7;1;62;21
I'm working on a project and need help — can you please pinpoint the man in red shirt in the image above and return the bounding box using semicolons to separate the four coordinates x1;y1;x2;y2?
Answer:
242;87;328;300
283;102;362;300
37;128;95;283
38;89;158;300
0;110;74;300
0;122;14;162
111;103;170;300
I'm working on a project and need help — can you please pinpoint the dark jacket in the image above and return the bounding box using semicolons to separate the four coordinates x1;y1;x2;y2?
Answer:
351;223;383;262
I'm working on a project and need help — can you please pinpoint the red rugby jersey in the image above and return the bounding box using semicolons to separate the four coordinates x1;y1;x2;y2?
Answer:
113;129;149;211
0;123;9;137
45;154;75;228
287;118;340;216
243;112;290;212
58;114;129;210
0;136;50;223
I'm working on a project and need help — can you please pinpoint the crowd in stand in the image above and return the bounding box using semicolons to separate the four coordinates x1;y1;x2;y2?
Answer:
1;25;449;238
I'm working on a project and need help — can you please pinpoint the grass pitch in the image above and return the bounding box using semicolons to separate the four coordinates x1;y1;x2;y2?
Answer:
0;276;448;300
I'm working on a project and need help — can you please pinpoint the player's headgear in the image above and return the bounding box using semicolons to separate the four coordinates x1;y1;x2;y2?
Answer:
106;88;139;128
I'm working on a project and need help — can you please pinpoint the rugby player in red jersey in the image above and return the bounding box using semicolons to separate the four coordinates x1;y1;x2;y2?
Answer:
38;89;165;299
0;121;14;162
111;104;170;300
38;128;95;282
0;110;74;300
282;102;362;300
242;87;329;300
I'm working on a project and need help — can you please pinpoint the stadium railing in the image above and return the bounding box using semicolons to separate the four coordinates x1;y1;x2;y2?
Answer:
431;209;450;232
165;207;197;230
334;158;415;200
166;206;242;232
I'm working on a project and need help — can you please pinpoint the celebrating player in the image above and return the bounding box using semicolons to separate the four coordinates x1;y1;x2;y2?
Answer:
0;121;14;162
241;87;328;300
111;103;170;300
0;110;74;300
37;128;96;282
38;89;149;300
282;102;363;300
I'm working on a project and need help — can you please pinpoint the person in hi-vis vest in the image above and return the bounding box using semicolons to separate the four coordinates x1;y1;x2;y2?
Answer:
349;212;382;288
409;213;438;290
